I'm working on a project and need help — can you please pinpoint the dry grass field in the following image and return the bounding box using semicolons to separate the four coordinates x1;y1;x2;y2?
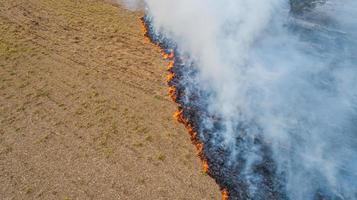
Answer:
0;0;220;199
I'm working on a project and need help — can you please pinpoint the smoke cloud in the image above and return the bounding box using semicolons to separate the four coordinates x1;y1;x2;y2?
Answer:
138;0;357;199
117;0;144;10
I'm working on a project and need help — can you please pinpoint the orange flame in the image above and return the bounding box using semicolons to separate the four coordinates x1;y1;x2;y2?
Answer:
195;142;203;157
167;61;174;71
173;110;182;122
222;189;229;200
174;109;208;172
140;18;150;44
168;86;177;101
187;125;197;139
202;159;209;174
163;50;174;60
140;17;164;52
167;73;175;82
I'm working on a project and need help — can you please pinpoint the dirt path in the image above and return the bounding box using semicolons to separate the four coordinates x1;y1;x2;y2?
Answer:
0;0;219;199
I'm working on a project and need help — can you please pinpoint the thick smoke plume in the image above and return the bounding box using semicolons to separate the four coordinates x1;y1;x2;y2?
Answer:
129;0;357;199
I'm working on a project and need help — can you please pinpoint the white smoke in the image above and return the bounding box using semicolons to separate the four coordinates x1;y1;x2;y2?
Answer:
117;0;144;10
128;0;357;199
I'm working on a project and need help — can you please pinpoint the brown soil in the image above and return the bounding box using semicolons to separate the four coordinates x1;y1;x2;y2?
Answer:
0;0;220;199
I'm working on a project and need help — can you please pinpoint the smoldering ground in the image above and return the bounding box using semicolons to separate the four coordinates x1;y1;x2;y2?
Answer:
123;0;357;199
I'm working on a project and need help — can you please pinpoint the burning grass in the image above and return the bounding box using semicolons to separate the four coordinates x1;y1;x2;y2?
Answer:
140;16;229;200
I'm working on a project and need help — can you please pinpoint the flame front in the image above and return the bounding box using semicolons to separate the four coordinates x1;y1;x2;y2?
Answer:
168;86;177;102
167;61;174;71
140;16;228;200
222;189;229;200
202;159;209;174
167;73;175;82
163;50;174;60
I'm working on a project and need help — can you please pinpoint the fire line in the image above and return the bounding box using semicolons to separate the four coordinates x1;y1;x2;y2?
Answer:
140;16;230;200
